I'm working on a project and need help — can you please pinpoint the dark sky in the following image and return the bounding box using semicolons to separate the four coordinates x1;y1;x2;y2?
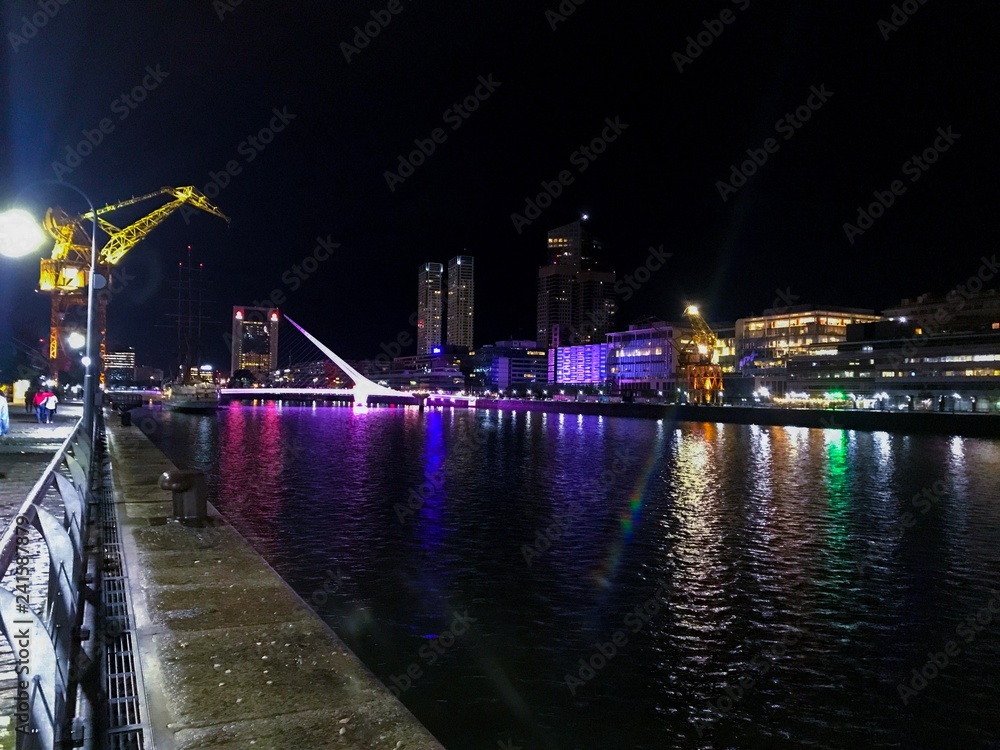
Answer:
1;1;997;371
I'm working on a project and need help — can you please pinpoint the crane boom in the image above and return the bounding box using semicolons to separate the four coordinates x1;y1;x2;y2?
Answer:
36;185;229;380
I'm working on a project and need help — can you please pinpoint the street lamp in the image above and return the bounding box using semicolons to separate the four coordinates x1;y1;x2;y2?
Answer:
0;182;99;440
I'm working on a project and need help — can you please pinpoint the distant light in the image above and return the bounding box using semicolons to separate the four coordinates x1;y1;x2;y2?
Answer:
432;346;442;354
899;317;907;323
686;305;699;316
67;332;86;350
270;311;279;322
81;356;92;367
200;364;213;371
582;213;589;220
235;310;244;319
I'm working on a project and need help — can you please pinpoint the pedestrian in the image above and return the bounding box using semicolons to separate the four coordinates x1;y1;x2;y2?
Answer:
24;388;35;414
0;388;9;438
43;391;58;424
34;389;48;424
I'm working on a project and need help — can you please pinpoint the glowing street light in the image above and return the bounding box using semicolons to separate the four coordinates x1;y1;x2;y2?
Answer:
1;182;99;437
0;209;46;258
67;331;87;350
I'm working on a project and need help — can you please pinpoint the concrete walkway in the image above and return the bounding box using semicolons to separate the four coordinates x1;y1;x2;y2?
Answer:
106;416;445;749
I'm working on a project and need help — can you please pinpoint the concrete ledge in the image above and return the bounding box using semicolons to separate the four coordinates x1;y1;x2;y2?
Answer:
476;400;1000;437
106;416;444;750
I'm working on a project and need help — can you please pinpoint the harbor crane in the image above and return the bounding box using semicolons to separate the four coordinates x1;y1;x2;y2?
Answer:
679;305;724;404
38;186;229;378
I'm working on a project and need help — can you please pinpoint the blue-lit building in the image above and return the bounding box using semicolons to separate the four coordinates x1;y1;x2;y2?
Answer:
548;343;609;386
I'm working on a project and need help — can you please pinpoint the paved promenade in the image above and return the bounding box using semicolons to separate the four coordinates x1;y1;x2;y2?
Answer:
106;416;445;749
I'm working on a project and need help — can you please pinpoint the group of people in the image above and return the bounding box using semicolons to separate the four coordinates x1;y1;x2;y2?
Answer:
25;388;59;424
0;387;61;439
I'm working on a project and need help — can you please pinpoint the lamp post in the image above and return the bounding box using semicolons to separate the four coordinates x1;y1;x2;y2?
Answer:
0;182;99;441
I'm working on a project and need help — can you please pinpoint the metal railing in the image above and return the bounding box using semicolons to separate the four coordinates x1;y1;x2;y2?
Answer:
0;417;97;749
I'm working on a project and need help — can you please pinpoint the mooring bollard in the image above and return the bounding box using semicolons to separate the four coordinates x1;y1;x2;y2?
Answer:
158;469;208;525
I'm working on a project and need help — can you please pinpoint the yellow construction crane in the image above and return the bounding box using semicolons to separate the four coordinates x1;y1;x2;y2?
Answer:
39;186;229;377
680;305;724;404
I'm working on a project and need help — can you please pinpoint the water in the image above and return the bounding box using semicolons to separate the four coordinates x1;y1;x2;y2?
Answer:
136;404;1000;749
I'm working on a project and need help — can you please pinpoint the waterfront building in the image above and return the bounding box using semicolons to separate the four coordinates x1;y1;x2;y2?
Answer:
537;265;577;348
447;255;475;348
231;306;279;379
734;305;883;395
537;219;616;347
607;320;689;398
417;262;444;355
271;360;348;388
105;348;136;386
549;342;610;386
785;290;1000;410
491;341;548;392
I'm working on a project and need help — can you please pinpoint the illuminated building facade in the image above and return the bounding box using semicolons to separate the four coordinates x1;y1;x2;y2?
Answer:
417;262;444;354
231;306;279;379
447;255;475;348
735;306;883;375
607;321;689;397
549;343;610;386
785;291;1000;410
105;349;136;386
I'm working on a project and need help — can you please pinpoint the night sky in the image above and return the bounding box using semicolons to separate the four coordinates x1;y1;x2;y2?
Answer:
1;1;997;371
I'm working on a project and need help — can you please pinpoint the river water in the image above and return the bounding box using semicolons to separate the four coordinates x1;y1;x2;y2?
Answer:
136;404;1000;749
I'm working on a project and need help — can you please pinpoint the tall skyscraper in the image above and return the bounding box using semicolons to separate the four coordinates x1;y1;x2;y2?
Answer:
537;219;616;347
537;265;576;348
231;306;279;378
417;262;444;354
447;255;474;348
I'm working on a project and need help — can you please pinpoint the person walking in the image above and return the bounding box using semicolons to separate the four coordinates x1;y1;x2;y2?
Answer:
0;388;9;438
24;388;35;414
34;389;48;424
43;391;58;424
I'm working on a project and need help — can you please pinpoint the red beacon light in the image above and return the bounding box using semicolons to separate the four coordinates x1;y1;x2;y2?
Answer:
270;311;279;322
235;310;244;320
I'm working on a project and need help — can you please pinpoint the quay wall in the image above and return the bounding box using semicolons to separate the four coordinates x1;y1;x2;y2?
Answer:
473;401;1000;438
